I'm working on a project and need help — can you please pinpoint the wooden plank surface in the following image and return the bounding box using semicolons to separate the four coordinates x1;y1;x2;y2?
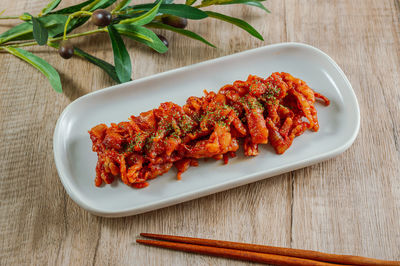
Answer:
0;0;399;265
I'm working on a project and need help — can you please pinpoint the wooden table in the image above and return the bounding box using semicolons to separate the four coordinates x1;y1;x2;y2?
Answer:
1;0;399;265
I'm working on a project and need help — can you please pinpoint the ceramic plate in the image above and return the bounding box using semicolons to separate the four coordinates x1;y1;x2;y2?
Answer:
53;43;360;217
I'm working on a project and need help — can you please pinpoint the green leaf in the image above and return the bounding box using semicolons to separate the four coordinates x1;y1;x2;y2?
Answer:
218;0;270;13
74;48;121;83
129;4;207;19
112;12;145;24
51;0;116;14
51;0;95;14
43;15;69;36
215;0;265;3
4;47;62;92
243;1;270;13
49;42;121;83
0;23;34;44
40;0;62;16
113;0;132;12
29;13;49;45
205;11;264;40
120;0;162;26
37;14;69;38
52;0;117;36
62;18;91;37
87;0;118;11
147;22;216;47
185;0;197;5
0;14;67;44
107;25;132;83
114;23;168;53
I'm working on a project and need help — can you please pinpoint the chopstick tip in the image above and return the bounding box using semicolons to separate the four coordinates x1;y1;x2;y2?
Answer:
141;232;157;238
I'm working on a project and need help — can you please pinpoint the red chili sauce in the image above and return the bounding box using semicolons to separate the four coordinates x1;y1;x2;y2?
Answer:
89;72;330;188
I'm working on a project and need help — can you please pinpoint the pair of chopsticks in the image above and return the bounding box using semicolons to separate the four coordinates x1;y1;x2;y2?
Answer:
137;233;400;266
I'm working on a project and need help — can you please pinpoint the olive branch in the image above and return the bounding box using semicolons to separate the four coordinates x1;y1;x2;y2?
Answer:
0;0;269;92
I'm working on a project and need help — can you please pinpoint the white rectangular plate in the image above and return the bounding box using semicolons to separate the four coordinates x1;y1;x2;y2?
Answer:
53;43;360;217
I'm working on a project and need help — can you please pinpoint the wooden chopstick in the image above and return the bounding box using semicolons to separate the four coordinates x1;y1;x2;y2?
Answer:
138;233;400;266
136;239;341;266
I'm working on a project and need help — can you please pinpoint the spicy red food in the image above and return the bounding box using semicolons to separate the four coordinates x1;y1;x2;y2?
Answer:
89;72;330;188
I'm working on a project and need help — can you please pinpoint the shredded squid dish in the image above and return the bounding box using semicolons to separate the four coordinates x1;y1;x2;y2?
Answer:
89;72;330;188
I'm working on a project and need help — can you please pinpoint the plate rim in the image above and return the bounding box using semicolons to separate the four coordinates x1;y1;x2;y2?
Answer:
53;42;360;217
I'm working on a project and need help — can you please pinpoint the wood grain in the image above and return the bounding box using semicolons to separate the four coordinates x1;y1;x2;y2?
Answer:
0;0;399;265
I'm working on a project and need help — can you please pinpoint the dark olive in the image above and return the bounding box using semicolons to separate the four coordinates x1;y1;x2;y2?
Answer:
58;40;74;59
161;15;187;29
157;34;169;48
92;9;112;27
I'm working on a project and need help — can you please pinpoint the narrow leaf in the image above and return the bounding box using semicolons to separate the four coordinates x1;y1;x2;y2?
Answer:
243;1;270;13
113;0;132;12
58;17;90;37
120;0;162;26
63;0;117;35
30;14;49;45
4;47;62;92
40;0;62;16
113;24;153;42
74;48;121;83
129;4;207;19
0;14;67;44
218;0;270;13
114;24;168;53
42;15;69;37
48;15;90;38
37;14;69;38
89;0;118;10
205;11;264;40
147;22;216;47
51;0;115;14
107;25;132;83
112;12;145;24
217;0;266;3
0;23;34;44
49;42;121;83
185;0;197;5
51;0;95;14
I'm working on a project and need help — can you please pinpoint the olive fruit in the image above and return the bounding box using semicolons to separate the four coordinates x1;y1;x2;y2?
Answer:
161;15;187;29
58;40;74;59
157;34;169;48
92;9;112;27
